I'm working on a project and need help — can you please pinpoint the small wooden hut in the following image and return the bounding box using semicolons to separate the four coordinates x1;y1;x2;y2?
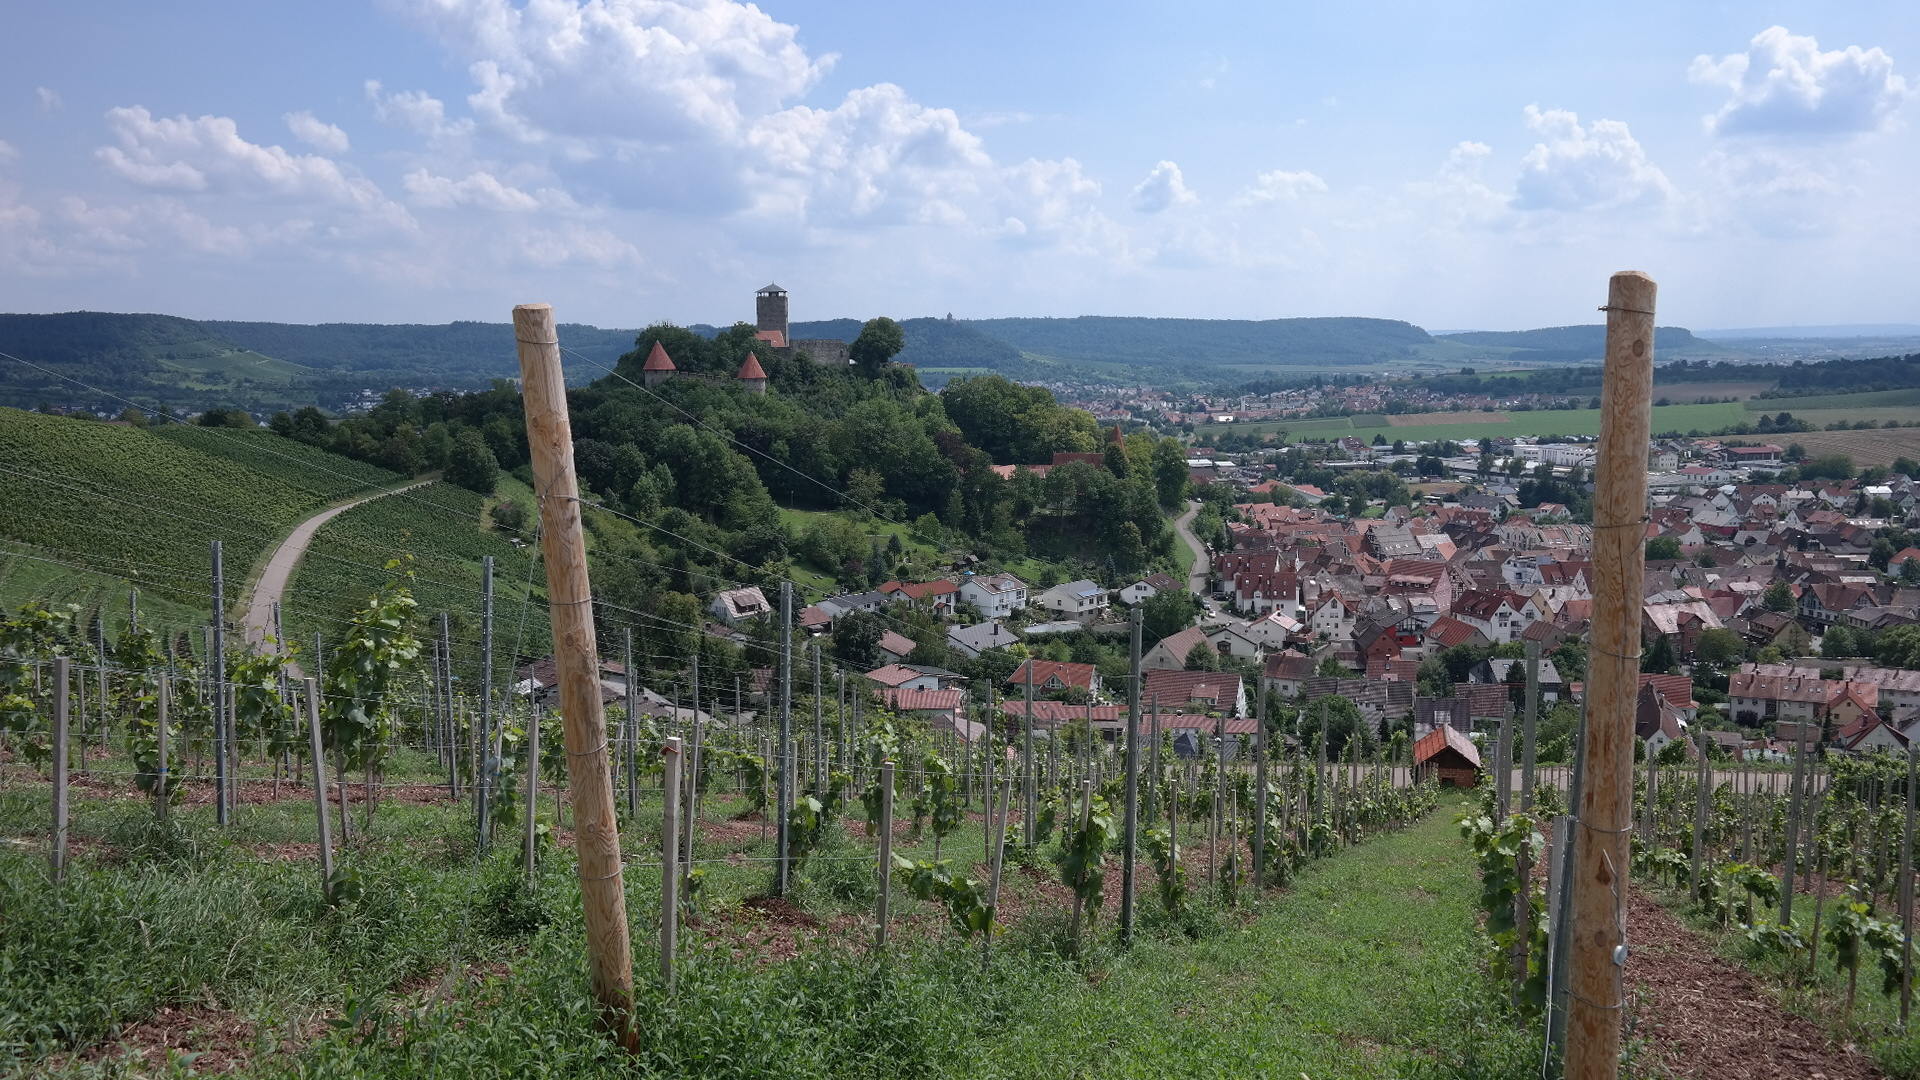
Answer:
1413;725;1483;788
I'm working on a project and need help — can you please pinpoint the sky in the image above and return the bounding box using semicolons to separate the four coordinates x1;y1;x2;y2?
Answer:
0;1;1915;332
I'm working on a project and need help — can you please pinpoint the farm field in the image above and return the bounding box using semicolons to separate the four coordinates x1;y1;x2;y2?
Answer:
1195;401;1751;445
1744;388;1920;411
0;408;382;622
0;747;1523;1079
1776;427;1920;467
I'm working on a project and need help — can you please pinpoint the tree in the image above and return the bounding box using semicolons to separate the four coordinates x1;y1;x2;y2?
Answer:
1642;633;1677;674
446;428;501;494
831;610;886;670
1304;694;1370;756
1763;580;1795;613
1902;558;1920;586
1646;536;1682;560
1183;642;1221;671
850;317;905;377
1141;588;1197;644
1694;627;1744;669
1822;624;1856;658
1151;438;1190;509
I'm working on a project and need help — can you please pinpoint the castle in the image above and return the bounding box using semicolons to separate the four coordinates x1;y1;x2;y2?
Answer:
755;284;852;368
635;284;851;396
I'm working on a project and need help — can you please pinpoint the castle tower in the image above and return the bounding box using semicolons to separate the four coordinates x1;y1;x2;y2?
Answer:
640;341;676;388
755;283;789;346
737;352;768;395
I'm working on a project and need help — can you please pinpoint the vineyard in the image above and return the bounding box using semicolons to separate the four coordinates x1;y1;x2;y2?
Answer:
0;574;1569;1078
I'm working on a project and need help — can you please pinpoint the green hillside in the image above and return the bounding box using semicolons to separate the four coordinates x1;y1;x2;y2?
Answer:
0;312;311;414
205;319;637;381
1435;324;1724;363
971;315;1435;369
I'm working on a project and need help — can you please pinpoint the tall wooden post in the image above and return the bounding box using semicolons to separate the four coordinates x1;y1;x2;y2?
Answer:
305;678;334;890
776;581;793;895
876;759;895;948
478;556;495;853
524;708;541;878
661;735;681;991
1901;742;1916;1026
1254;679;1268;887
1120;606;1141;943
156;673;171;822
52;657;70;883
625;628;638;820
513;302;637;1048
211;541;229;826
1522;641;1540;810
1782;725;1810;924
1566;271;1656;1080
1023;662;1035;848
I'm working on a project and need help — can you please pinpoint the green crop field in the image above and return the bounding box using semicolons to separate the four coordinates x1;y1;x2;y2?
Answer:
1197;401;1751;445
1745;388;1920;412
151;426;401;502
282;479;547;671
0;408;367;621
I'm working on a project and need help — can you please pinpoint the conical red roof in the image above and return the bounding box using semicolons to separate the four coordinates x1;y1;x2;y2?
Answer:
1109;425;1123;444
641;342;675;371
737;352;768;380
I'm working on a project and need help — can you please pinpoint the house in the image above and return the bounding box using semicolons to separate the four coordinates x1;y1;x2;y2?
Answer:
1414;697;1474;736
513;656;633;710
1726;671;1873;726
1119;574;1182;606
1260;652;1316;699
1142;625;1210;671
866;664;945;692
881;578;959;615
1204;622;1266;661
1471;657;1564;701
946;620;1019;659
1007;659;1102;699
1635;681;1688;758
1234;570;1302;616
877;630;918;663
1240;608;1307;650
1641;599;1724;659
710;585;772;625
1308;592;1356;640
1450;590;1536;644
1142;669;1246;717
959;573;1029;619
1414;725;1483;787
1425;616;1490;652
1833;713;1908;755
877;687;971;736
1034;579;1110;623
815;590;888;619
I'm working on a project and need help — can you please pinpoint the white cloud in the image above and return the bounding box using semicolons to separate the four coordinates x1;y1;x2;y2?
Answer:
94;106;413;233
0;139;17;164
35;87;62;113
403;168;576;212
1691;27;1911;138
1129;160;1197;213
391;0;1103;237
366;81;475;140
1513;106;1670;211
1233;168;1326;206
285;111;351;154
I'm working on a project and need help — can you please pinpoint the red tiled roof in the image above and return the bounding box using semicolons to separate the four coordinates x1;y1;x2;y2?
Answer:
641;341;675;371
1008;659;1097;691
1142;669;1242;711
878;630;917;657
880;687;964;712
1426;616;1482;648
754;329;787;348
737;352;767;380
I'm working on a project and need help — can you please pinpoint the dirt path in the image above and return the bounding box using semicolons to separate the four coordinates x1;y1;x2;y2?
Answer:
1627;886;1884;1079
238;480;432;649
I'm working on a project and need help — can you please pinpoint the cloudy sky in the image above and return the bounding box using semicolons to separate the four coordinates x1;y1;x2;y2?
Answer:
1;1;1915;331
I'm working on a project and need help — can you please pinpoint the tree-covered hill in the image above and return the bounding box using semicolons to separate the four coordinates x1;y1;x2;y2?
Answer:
969;315;1435;368
1434;324;1726;363
206;319;637;378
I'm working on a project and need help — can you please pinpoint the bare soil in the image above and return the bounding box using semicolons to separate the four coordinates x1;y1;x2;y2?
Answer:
1626;886;1884;1079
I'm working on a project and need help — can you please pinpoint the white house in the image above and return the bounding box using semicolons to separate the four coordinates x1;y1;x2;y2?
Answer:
1204;623;1265;661
959;573;1028;619
710;585;772;626
1240;610;1305;650
1308;593;1354;640
1035;579;1110;624
1119;573;1182;606
1450;590;1536;645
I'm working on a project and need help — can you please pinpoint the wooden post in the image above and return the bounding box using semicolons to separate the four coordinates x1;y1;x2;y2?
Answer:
777;582;793;895
524;707;540;878
876;759;895;948
305;678;335;890
1522;641;1540;810
684;694;701;899
661;735;682;991
156;673;171;822
1566;270;1655;1080
513;302;637;1047
1024;662;1035;848
1689;732;1710;902
211;541;229;826
984;777;1011;972
478;557;494;854
52;657;70;883
1902;742;1915;1025
1254;681;1268;888
1781;725;1809;924
625;629;638;820
1120;605;1141;943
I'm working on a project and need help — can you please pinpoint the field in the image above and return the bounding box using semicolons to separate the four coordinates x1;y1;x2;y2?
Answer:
282;479;546;675
1777;428;1920;467
1745;388;1920;411
0;409;379;622
1196;401;1751;445
1648;380;1774;402
0;740;1529;1078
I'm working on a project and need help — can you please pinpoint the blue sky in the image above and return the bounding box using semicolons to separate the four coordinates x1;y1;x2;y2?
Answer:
0;1;1915;332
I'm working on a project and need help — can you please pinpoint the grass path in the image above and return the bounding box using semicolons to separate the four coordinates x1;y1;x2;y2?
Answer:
980;796;1518;1079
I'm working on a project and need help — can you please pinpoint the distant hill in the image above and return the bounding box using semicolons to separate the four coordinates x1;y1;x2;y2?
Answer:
1435;324;1725;363
967;316;1435;370
0;311;641;415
